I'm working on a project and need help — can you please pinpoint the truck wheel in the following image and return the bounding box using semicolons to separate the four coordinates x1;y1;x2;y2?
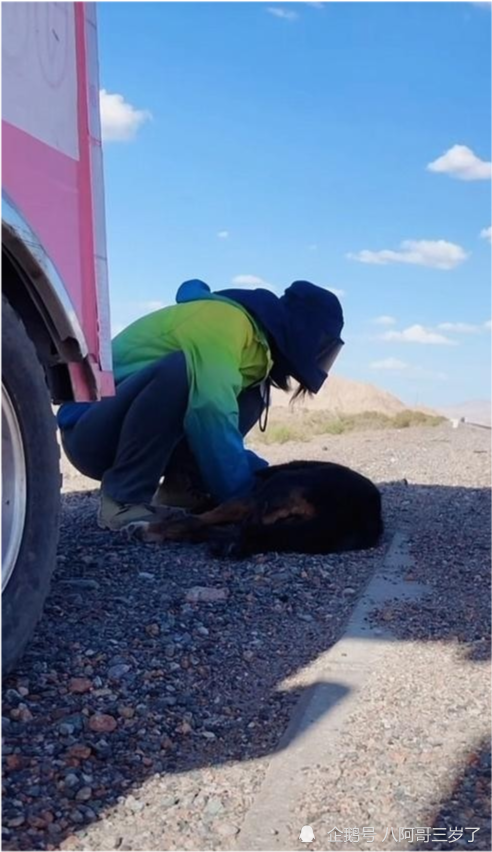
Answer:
2;297;60;674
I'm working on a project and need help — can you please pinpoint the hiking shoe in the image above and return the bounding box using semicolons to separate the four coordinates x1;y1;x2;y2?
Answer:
97;492;159;531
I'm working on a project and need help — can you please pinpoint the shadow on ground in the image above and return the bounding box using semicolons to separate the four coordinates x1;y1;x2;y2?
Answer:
2;482;490;850
416;738;491;851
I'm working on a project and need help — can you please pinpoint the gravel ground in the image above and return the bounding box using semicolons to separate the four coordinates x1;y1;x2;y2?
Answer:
2;422;490;852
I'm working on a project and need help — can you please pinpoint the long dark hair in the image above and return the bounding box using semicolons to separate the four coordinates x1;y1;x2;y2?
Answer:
290;383;312;404
267;344;312;405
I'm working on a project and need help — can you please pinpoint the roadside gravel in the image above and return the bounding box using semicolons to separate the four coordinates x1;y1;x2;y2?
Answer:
2;423;490;851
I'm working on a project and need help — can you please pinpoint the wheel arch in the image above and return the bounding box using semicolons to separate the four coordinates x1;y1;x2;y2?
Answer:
2;193;91;402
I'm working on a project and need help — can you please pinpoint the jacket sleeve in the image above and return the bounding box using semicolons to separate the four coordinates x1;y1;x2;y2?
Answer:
183;332;265;502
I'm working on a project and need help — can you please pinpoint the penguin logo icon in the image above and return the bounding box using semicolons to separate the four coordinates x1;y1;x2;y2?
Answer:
299;825;315;843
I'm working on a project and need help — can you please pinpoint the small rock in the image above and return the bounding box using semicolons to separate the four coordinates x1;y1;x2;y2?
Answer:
343;587;356;596
5;754;25;770
145;623;160;637
118;705;135;719
69;677;92;694
67;744;92;760
75;786;92;802
4;689;22;705
108;664;131;682
89;714;117;734
161;795;179;808
59;723;75;736
61;579;100;591
60;714;85;733
243;650;255;662
92;739;111;758
216;822;239;838
125;795;145;813
7;815;25;828
138;572;155;580
27;784;42;799
204;797;224;816
63;773;80;789
185;586;229;604
18;707;34;722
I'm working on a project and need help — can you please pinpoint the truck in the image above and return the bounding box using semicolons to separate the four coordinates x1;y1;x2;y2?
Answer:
2;2;114;673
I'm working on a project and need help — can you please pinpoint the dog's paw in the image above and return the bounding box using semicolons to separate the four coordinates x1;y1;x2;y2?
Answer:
124;521;152;540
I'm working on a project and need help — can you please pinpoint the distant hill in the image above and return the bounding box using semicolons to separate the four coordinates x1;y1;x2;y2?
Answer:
438;400;491;427
270;374;420;416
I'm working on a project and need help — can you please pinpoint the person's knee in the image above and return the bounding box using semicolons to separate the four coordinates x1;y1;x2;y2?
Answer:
61;428;105;481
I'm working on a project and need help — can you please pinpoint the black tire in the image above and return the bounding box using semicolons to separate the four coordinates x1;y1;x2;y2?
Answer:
2;296;61;674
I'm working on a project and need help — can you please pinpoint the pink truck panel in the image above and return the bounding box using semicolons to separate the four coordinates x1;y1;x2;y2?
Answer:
2;2;114;400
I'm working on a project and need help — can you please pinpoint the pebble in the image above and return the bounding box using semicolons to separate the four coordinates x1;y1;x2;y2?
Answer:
67;744;92;760
4;689;22;705
216;822;240;837
60;579;100;590
108;664;131;681
75;786;93;802
204;797;225;816
7;816;25;828
88;714;118;734
185;586;229;603
69;677;92;694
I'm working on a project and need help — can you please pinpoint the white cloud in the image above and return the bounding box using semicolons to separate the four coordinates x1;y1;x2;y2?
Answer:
381;324;457;345
373;315;397;326
436;322;482;334
427;145;492;181
370;358;447;381
370;358;408;371
267;6;298;20
232;274;275;290
217;230;229;239
307;2;325;7
348;239;468;270
480;226;492;243
484;320;491;330
329;288;345;298
100;89;152;142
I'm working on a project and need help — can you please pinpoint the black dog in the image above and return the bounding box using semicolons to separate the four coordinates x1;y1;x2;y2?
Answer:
134;460;384;557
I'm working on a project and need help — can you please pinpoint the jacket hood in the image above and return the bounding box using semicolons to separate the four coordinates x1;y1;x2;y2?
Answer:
176;278;344;393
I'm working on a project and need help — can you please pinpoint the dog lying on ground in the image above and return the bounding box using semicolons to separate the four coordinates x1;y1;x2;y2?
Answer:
133;460;384;558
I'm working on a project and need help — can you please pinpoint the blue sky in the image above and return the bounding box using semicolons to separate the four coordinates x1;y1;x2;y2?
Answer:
97;1;491;408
